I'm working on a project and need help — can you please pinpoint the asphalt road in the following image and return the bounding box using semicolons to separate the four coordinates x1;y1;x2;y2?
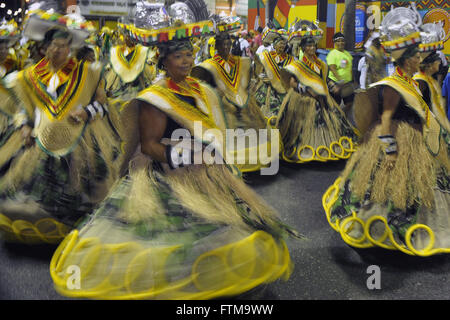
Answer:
1;160;450;300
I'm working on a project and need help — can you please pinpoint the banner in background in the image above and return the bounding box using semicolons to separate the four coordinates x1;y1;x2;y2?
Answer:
77;0;136;16
339;4;367;49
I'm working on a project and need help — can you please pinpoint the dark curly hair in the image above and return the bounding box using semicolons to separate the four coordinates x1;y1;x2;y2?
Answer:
394;45;419;67
214;32;231;48
300;36;317;50
156;39;193;70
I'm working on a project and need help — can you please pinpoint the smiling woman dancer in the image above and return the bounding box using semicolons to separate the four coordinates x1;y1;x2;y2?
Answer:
50;2;298;300
279;21;357;163
0;21;21;156
103;21;158;174
253;26;293;124
323;4;450;256
0;12;122;244
191;17;278;173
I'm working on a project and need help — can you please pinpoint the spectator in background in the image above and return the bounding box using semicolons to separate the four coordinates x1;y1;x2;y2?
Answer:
256;37;272;55
357;55;368;89
327;32;353;83
326;32;354;111
385;53;395;75
253;27;263;49
76;45;96;62
244;33;253;58
231;34;243;56
443;72;450;121
364;32;387;87
436;50;449;86
239;33;250;57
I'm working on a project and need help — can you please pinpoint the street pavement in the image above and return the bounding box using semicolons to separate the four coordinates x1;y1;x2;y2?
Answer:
1;160;450;300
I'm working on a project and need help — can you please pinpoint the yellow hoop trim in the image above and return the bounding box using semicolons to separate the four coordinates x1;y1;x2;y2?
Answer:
0;213;70;244
322;179;450;256
282;137;356;164
50;230;292;300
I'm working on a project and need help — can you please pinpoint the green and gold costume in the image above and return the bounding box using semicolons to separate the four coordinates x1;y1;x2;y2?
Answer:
0;57;122;244
323;67;450;256
50;76;297;299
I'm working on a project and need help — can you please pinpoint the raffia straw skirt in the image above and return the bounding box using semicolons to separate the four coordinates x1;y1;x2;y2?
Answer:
276;90;357;163
323;120;450;256
0;119;121;244
50;153;294;300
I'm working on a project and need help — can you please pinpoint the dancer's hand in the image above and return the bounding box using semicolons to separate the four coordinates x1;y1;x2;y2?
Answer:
385;153;397;169
69;108;88;123
20;125;33;147
290;76;298;89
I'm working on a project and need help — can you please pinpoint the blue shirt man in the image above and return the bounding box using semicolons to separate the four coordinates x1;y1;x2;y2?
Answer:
443;73;450;121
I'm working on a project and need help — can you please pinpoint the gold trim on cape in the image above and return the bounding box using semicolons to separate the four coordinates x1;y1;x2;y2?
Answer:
110;45;150;84
370;70;442;155
196;55;251;107
257;51;292;94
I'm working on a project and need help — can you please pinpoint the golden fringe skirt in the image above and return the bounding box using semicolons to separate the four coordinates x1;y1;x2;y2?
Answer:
323;121;450;256
277;90;357;163
0;118;122;244
222;95;281;173
50;153;295;299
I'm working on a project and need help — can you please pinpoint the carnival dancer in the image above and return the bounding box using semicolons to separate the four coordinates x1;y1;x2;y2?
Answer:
323;4;450;256
0;22;20;79
278;22;357;163
0;21;21;151
363;31;387;88
50;2;299;299
253;26;293;124
414;22;450;132
103;19;157;174
104;22;156;102
0;12;122;244
191;17;278;173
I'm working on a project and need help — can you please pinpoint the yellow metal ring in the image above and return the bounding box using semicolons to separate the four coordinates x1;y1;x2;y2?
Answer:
339;216;367;245
339;136;355;152
297;145;315;162
266;116;277;128
330;141;345;158
364;215;390;245
405;224;435;256
315;145;332;161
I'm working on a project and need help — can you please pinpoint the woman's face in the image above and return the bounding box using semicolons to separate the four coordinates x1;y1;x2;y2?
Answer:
429;59;441;75
334;38;346;51
164;49;194;80
124;35;135;48
303;43;316;57
406;51;422;74
274;39;287;54
216;39;232;59
47;38;71;66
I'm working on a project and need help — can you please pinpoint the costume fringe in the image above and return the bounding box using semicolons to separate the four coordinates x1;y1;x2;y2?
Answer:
222;95;266;131
119;156;292;237
166;164;295;238
244;96;267;129
277;90;347;152
0;130;22;168
0;114;9;134
340;122;449;210
0;144;45;191
116;158;164;223
276;89;309;149
82;119;122;202
115;100;140;174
